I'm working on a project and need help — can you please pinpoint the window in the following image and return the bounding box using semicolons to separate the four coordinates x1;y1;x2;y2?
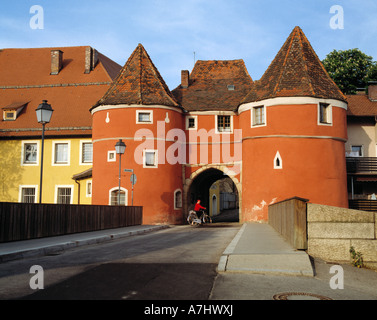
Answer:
274;151;283;169
351;146;363;157
81;142;93;164
3;111;16;121
86;181;92;197
143;150;158;168
136;110;153;124
53;142;70;165
174;190;182;209
23;142;38;165
186;116;197;130
19;186;37;203
217;115;232;133
109;187;127;205
319;103;332;124
56;186;72;204
108;150;116;162
227;85;235;91
252;106;265;126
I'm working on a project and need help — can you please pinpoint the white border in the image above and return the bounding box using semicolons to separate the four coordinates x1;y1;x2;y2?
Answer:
21;140;40;166
18;185;38;203
109;187;128;206
251;105;267;128
107;150;116;162
215;115;233;134
185;115;198;130
274;151;283;169
52;140;71;166
55;185;74;204
317;102;333;126
136;110;153;124
143;149;158;168
91;104;183;115
79;140;93;165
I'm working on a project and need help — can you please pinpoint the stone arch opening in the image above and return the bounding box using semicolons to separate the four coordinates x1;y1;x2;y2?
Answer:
183;166;241;223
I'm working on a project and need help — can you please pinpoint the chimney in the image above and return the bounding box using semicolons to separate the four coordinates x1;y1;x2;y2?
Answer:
368;81;377;101
85;46;98;74
51;50;63;75
181;70;190;88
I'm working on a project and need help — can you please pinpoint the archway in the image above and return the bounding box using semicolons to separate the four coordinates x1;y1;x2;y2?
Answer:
183;166;241;223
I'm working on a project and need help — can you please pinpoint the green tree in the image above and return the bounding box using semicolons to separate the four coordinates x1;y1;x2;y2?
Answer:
322;49;377;94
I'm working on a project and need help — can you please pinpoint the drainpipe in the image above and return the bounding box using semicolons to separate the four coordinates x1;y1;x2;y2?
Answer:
74;179;81;205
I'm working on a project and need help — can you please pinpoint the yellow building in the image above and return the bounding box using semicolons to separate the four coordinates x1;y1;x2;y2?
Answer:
0;46;121;204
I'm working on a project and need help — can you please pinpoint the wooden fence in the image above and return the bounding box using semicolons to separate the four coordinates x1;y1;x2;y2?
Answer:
268;197;308;250
0;202;142;243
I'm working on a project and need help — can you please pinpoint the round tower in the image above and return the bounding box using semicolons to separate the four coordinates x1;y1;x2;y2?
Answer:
91;44;184;224
238;27;348;222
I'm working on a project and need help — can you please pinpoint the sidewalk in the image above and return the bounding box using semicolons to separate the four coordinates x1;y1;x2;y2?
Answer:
217;223;314;277
0;225;169;263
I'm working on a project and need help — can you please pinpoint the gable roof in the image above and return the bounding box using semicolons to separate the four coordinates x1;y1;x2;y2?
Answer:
92;44;179;109
242;26;347;104
172;59;253;111
0;46;121;138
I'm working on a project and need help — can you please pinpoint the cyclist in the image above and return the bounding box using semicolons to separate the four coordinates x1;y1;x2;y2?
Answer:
194;199;206;215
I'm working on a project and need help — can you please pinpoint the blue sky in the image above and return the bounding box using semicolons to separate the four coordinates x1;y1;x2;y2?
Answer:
1;0;376;89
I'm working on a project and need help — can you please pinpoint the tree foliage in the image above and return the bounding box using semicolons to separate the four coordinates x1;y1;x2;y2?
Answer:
322;49;377;94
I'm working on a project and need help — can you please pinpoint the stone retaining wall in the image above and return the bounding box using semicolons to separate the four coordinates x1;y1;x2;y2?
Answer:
307;203;377;270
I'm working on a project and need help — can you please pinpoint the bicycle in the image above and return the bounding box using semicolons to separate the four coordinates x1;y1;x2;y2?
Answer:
187;209;212;226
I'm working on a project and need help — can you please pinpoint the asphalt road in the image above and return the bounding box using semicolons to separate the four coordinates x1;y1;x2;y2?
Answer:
0;223;241;300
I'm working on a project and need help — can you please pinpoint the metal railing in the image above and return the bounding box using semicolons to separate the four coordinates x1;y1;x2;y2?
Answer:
346;157;377;173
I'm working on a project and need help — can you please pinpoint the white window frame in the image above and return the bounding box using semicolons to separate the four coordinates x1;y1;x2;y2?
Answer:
86;180;92;198
18;185;38;203
215;115;233;134
108;150;116;162
21;140;40;166
52;141;71;166
109;187;128;206
55;185;74;204
350;145;363;157
251;105;266;127
186;115;198;130
143;149;158;168
3;110;16;121
274;151;283;169
174;189;182;210
80;140;93;165
318;102;333;126
136;110;153;124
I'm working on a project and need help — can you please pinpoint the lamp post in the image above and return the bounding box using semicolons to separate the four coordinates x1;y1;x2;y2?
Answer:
35;100;53;203
115;139;126;205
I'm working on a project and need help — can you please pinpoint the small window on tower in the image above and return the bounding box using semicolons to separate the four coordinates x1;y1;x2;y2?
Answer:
274;151;283;169
319;103;332;125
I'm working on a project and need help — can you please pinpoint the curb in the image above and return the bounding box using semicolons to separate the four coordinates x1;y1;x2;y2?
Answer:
0;225;170;263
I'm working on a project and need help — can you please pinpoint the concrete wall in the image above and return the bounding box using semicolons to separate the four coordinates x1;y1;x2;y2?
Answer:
307;203;377;270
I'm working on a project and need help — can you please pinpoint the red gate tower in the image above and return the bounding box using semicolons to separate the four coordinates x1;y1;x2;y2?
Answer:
238;26;348;221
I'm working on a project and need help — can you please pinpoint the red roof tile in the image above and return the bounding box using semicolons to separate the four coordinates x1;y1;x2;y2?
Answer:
172;59;253;111
346;94;377;116
0;46;121;138
93;44;179;109
242;26;346;104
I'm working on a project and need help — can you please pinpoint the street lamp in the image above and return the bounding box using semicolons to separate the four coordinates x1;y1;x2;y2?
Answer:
36;100;54;203
115;139;126;205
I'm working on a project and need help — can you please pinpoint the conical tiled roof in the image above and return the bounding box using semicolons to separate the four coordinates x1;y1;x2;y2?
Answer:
242;26;347;104
93;44;179;108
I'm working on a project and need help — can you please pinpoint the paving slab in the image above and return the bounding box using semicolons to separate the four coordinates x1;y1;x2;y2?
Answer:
218;223;314;277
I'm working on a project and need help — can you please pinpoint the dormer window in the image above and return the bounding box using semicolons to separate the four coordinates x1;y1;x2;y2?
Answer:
2;101;28;121
3;110;16;121
227;85;235;91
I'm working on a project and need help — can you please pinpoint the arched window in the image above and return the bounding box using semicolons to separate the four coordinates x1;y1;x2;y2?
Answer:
174;189;182;209
274;151;283;169
109;187;127;206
